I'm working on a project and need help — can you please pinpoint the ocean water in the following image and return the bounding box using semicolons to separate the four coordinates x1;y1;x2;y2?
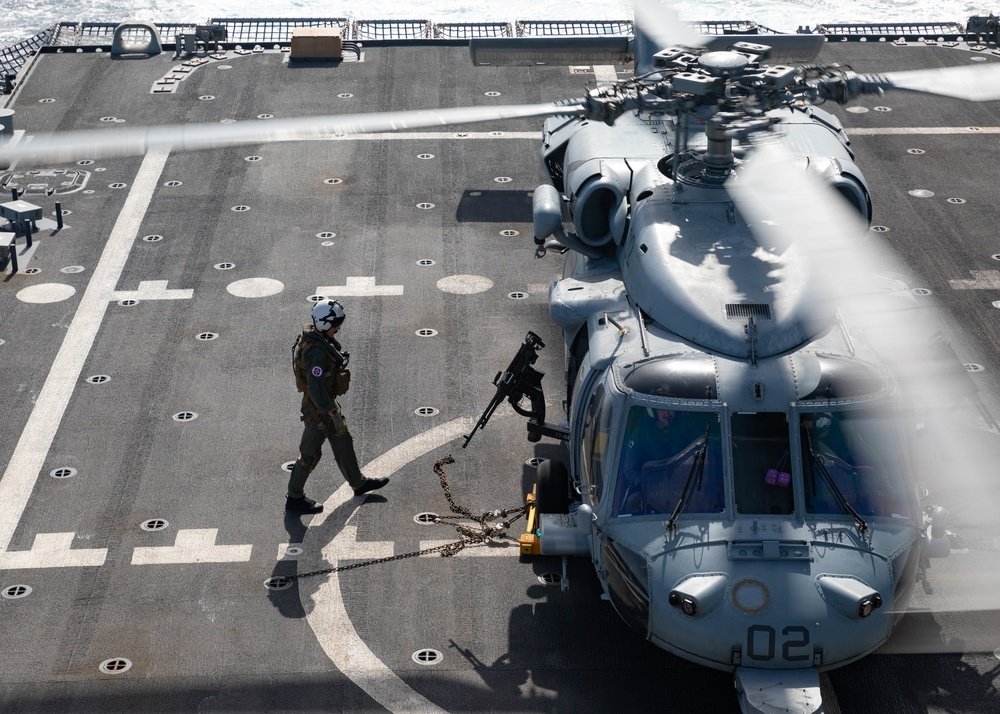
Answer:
0;0;992;49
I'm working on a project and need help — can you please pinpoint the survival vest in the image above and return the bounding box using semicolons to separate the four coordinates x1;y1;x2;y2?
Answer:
292;325;351;400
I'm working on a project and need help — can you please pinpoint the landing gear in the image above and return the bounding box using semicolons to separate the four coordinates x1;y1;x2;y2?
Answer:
535;459;570;514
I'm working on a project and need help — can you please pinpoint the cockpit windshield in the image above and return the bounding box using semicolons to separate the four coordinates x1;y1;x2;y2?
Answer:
613;407;724;517
732;412;795;515
800;411;913;520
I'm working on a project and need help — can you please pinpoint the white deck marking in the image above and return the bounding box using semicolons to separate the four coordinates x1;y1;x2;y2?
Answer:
594;65;618;85
131;528;252;565
226;277;284;298
0;148;169;563
332;524;395;560
315;276;404;297
113;279;193;300
304;417;474;714
15;283;76;303
0;532;106;569
301;127;1000;141
436;274;493;294
304;131;539;142
950;270;1000;290
849;126;1000;135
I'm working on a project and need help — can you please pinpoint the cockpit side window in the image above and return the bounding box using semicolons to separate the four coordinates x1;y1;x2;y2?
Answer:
613;407;724;517
580;384;611;507
732;412;794;515
800;411;913;519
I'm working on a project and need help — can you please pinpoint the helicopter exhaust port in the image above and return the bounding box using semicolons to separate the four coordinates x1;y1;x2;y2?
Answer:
572;171;628;248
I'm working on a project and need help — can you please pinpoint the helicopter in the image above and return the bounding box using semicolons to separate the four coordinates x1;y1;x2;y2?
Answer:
3;4;1000;713
455;9;1000;713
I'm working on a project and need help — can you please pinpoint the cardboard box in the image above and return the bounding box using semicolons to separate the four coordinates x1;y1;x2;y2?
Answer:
290;28;343;60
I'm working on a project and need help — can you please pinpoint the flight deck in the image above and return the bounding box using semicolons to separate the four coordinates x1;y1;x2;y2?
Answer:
1;19;1000;713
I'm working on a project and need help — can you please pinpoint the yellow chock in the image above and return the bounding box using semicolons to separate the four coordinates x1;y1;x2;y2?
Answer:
520;487;541;555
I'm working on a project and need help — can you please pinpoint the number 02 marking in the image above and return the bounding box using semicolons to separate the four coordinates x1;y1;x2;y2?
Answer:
746;625;811;662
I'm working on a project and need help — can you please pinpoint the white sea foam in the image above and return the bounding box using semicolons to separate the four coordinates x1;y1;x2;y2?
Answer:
1;1;992;49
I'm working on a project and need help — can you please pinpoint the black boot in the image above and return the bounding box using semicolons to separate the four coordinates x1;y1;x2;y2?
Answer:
330;431;386;496
286;495;323;514
353;477;389;497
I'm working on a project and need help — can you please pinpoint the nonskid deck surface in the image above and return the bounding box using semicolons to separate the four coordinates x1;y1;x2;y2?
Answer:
0;33;999;713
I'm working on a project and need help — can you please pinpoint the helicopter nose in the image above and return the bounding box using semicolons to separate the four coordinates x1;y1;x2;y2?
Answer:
648;561;893;671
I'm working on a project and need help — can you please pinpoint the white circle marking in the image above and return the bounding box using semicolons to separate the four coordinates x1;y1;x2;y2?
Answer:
16;283;76;303
226;278;284;298
302;418;474;713
436;274;494;295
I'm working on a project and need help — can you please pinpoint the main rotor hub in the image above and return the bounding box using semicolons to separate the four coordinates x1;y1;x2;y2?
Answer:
698;51;750;77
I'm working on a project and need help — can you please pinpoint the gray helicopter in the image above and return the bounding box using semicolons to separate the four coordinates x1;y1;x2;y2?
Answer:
459;7;1000;713
3;4;1000;713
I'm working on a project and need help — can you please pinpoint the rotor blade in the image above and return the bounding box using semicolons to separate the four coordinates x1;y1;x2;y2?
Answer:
633;0;707;52
864;62;1000;101
725;139;871;308
0;101;586;167
730;141;1000;641
729;139;1000;422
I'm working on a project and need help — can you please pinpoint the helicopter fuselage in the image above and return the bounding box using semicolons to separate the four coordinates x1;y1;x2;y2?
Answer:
533;104;936;691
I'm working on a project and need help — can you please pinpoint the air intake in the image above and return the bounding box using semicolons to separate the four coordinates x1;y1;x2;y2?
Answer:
725;303;772;321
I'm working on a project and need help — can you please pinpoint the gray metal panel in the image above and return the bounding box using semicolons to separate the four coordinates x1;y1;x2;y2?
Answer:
470;37;631;66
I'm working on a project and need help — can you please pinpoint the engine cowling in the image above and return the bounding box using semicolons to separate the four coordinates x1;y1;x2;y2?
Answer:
572;166;629;247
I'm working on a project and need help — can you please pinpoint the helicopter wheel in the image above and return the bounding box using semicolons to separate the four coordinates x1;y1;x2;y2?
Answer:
535;459;570;514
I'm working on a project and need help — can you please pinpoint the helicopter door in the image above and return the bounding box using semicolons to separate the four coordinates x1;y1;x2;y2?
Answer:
577;379;613;509
566;324;590;409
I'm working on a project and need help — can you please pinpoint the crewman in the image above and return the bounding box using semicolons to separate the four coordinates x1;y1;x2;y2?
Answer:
286;299;388;514
616;407;722;516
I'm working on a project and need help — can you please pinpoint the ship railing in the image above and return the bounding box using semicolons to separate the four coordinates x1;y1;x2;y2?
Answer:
516;20;633;37
435;23;514;39
5;16;754;60
0;27;53;78
3;17;991;83
352;20;433;40
815;22;968;41
208;18;349;45
49;21;197;46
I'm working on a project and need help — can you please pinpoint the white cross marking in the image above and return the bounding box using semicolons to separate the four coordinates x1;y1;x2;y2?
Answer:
0;532;106;569
113;279;193;300
131;528;252;565
315;276;404;297
949;270;1000;290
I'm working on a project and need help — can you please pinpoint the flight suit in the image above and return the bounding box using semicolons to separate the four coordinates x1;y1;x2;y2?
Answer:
287;326;365;498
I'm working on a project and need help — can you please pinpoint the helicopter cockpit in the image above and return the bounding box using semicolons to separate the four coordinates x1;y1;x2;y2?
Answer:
579;352;916;528
612;407;725;517
799;410;913;521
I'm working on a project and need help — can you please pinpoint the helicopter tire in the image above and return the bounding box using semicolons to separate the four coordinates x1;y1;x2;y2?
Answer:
535;458;570;514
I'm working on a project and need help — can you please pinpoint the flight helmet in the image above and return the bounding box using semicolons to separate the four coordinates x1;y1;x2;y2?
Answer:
312;299;346;331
